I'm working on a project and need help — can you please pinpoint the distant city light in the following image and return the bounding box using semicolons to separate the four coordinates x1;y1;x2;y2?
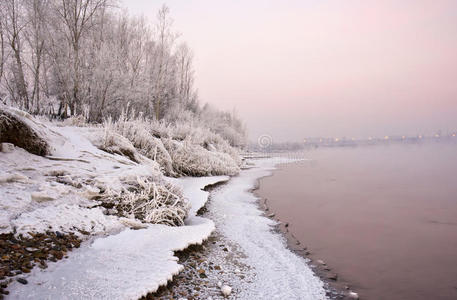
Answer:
402;136;406;139
351;137;355;141
303;139;307;143
384;136;389;140
335;138;339;142
435;134;440;138
368;137;372;140
453;134;456;137
419;135;423;139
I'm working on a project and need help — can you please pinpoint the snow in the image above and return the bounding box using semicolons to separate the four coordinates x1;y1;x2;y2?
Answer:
1;109;325;298
209;158;327;299
7;217;215;300
0;116;166;236
7;174;228;300
11;204;121;236
169;176;229;216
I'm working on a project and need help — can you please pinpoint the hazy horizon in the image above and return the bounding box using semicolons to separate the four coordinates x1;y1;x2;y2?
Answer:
122;0;457;142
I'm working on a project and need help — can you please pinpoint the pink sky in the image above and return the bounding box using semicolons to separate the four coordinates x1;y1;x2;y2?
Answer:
122;0;457;142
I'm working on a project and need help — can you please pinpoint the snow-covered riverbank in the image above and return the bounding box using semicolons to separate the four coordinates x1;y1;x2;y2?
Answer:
1;108;327;299
208;158;327;299
7;176;228;300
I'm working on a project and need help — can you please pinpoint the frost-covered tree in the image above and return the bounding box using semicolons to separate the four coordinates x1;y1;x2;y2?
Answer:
51;0;110;117
24;0;49;113
0;1;247;147
1;0;30;109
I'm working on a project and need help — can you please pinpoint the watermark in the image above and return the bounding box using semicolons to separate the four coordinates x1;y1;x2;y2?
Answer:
257;134;273;150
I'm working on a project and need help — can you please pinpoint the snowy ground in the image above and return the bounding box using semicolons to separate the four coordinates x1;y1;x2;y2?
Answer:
154;158;328;300
0;123;160;236
7;176;227;299
209;158;327;299
1;109;326;299
4;155;328;300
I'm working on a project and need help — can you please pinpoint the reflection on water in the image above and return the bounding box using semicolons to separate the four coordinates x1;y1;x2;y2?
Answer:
258;143;457;300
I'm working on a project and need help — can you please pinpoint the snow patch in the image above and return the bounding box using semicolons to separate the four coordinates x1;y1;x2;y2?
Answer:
7;178;226;300
11;204;123;237
209;158;327;299
169;175;229;216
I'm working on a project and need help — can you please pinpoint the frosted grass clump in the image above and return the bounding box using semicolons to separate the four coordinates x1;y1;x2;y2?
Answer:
107;115;175;176
103;176;189;226
98;126;140;163
164;139;240;177
108;113;242;177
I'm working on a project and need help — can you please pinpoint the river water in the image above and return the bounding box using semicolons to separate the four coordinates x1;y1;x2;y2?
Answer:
257;143;457;300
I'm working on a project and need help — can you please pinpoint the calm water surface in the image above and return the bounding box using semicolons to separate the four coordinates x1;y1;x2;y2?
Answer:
257;143;457;300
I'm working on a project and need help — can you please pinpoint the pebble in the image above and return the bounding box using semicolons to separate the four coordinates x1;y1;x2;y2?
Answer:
327;273;338;281
316;259;326;265
348;291;359;299
221;285;232;297
0;231;81;291
25;247;39;253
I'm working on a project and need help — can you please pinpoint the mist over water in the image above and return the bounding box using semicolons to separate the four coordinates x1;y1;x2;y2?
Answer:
258;142;457;300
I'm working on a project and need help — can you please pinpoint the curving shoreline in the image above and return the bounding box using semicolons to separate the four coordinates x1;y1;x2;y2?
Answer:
253;161;356;300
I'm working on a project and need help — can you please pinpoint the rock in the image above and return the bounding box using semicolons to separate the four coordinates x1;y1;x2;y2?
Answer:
327;273;338;281
221;285;232;297
267;213;275;218
0;143;14;153
284;222;289;227
119;218;147;230
31;192;55;203
0;108;49;156
0;173;28;183
316;259;326;265
217;281;222;288
16;278;27;285
348;291;359;299
25;247;39;253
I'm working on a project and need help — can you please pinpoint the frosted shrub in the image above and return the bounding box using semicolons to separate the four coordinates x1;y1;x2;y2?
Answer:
103;176;189;226
108;115;242;177
108;116;175;176
60;115;87;127
164;139;240;176
99;128;140;163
